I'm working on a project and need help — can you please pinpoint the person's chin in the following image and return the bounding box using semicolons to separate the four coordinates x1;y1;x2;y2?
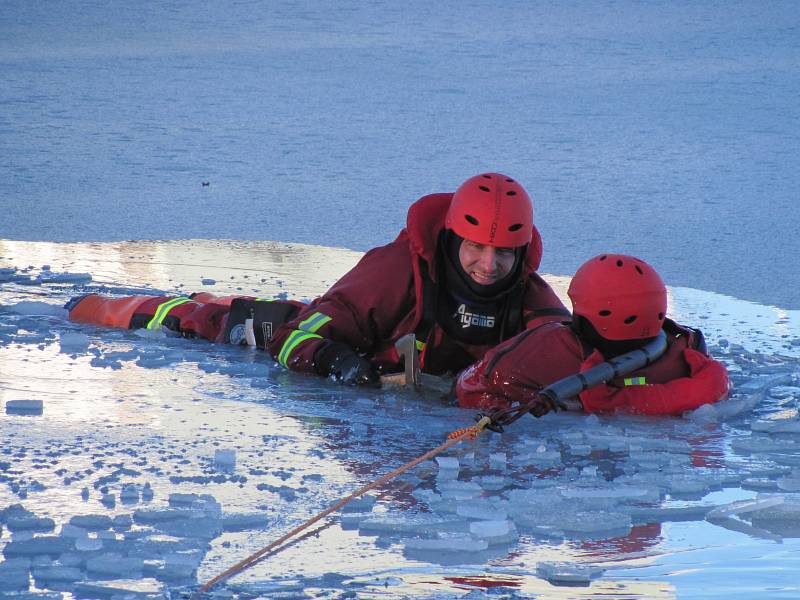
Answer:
470;273;497;285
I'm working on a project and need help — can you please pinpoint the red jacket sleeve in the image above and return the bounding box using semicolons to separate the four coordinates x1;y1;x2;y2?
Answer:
268;239;416;373
579;348;730;416
456;323;583;410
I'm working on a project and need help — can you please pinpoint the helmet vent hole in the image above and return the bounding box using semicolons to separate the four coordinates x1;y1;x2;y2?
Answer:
482;174;492;179
506;178;515;183
506;190;517;196
599;255;607;261
508;223;523;232
635;265;643;275
599;310;612;317
479;185;491;192
624;315;638;325
616;259;624;267
658;312;665;320
464;215;479;226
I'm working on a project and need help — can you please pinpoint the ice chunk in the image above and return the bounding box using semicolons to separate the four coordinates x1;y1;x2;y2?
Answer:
477;475;508;491
403;533;488;552
6;514;55;533
665;475;711;497
59;331;90;352
142;482;154;501
489;452;507;468
120;483;141;503
736;373;794;394
5;400;44;415
222;513;270;531
38;271;91;283
75;536;104;551
86;555;144;578
751;419;800;434
469;520;518;545
6;301;68;317
706;496;785;520
214;449;236;470
60;523;89;538
70;514;113;530
456;501;508;521
536;561;605;585
0;558;30;591
777;475;800;492
3;536;74;557
340;494;377;513
32;565;84;584
558;511;631;535
561;485;659;504
436;456;459;470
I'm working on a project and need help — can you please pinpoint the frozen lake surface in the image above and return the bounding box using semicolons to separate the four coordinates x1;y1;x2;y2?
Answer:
1;239;800;599
2;1;800;597
1;1;799;308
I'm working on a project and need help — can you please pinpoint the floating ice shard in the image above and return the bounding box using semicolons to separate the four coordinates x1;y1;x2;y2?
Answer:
5;400;44;415
468;520;518;545
214;449;236;470
751;419;800;434
70;514;113;530
6;515;55;533
59;331;90;352
0;557;30;592
221;513;270;531
120;483;141;503
39;271;92;283
456;502;508;521
403;533;488;552
536;561;605;585
75;536;104;551
706;495;785;520
86;555;145;578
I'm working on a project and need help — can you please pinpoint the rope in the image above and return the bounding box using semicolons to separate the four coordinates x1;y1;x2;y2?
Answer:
195;416;493;595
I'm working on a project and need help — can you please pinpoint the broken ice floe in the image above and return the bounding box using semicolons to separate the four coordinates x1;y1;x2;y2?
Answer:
5;399;44;415
536;561;605;585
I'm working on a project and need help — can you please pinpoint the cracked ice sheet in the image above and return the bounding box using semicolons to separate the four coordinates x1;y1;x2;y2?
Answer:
1;241;800;599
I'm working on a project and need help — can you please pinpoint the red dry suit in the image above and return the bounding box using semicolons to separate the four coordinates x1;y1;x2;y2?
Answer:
66;291;304;344
267;193;569;376
456;319;729;416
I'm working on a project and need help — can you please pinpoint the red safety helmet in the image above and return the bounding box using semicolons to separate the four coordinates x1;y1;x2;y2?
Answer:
568;254;667;341
445;173;533;248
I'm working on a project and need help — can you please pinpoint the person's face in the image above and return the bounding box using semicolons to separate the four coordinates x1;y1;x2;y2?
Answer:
458;240;516;285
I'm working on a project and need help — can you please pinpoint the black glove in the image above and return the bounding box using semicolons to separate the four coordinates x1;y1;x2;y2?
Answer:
314;341;380;387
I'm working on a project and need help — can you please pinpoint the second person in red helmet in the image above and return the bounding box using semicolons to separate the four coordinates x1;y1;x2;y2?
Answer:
268;172;570;385
456;254;730;416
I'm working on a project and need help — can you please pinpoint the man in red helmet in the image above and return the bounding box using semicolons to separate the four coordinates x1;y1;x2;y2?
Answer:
267;173;569;385
456;254;729;416
66;173;569;387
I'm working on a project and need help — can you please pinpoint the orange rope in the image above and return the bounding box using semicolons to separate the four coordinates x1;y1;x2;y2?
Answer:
195;416;492;595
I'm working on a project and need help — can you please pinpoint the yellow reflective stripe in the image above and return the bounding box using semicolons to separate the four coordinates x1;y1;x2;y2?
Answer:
146;297;191;330
278;330;322;367
415;339;426;352
624;376;647;386
255;298;274;302
298;312;331;333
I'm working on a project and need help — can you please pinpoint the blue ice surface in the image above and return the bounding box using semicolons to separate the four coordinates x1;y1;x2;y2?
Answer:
0;242;799;599
1;1;800;598
0;1;799;308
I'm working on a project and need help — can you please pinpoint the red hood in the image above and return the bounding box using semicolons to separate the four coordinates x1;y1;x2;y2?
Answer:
402;193;544;281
